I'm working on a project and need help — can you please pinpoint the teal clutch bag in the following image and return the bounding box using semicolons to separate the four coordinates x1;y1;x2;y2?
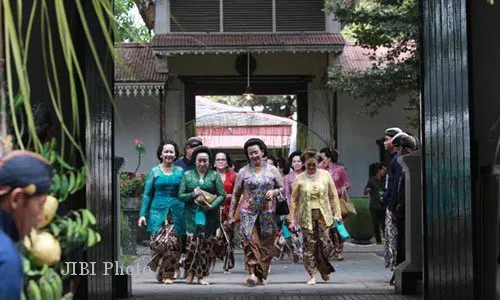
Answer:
334;220;350;241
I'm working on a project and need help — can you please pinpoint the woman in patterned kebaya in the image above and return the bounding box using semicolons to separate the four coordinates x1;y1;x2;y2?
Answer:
228;138;284;286
287;150;342;285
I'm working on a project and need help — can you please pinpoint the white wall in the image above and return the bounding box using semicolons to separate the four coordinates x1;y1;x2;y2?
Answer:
308;81;335;149
114;94;162;174
335;93;416;197
307;84;416;197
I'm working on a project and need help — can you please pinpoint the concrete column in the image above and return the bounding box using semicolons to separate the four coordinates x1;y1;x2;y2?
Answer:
395;150;423;294
154;0;170;73
114;157;124;259
164;79;185;145
154;0;170;34
325;12;341;34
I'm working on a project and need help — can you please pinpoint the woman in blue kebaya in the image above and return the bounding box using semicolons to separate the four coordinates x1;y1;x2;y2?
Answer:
138;139;185;284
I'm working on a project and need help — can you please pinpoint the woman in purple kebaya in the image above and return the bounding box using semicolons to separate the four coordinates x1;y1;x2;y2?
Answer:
228;138;284;286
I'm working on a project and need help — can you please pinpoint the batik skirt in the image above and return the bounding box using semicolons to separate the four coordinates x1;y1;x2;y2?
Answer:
302;209;335;278
274;222;303;263
213;223;235;271
384;208;398;270
147;222;182;281
243;223;276;281
184;231;214;279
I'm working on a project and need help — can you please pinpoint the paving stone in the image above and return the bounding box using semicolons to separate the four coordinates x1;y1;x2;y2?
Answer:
124;243;421;300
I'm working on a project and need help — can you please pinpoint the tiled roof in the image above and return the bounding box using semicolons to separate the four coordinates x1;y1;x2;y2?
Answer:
336;43;373;71
152;33;345;54
335;42;414;71
115;42;168;83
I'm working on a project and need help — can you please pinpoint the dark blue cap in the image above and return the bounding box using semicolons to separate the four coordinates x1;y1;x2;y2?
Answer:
0;151;53;196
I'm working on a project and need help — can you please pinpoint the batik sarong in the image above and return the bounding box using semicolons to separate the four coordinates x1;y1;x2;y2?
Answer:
302;209;335;278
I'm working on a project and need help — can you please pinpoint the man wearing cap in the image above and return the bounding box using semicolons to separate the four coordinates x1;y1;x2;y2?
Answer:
0;150;53;299
383;127;403;207
390;132;418;270
382;127;403;285
175;137;203;171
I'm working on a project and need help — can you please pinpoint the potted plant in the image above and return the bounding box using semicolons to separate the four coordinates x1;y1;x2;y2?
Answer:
120;172;146;209
120;139;146;209
345;197;374;244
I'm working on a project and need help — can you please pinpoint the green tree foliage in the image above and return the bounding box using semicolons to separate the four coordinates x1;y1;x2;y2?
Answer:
115;0;152;42
325;0;419;128
249;95;296;118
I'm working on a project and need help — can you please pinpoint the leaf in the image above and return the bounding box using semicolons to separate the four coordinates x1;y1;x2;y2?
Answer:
56;155;75;171
325;0;419;129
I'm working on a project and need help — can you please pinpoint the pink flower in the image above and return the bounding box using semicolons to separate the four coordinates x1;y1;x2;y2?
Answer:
134;139;141;145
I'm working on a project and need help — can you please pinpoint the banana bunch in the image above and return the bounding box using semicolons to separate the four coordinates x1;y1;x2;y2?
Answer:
40;138;87;202
48;209;101;257
50;167;86;202
23;268;72;300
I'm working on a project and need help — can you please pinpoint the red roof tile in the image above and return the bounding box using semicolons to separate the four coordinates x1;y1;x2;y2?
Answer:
336;42;415;71
152;33;345;54
115;42;168;83
337;43;373;71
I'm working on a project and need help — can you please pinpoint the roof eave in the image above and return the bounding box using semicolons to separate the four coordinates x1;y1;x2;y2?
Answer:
153;45;345;56
114;82;166;97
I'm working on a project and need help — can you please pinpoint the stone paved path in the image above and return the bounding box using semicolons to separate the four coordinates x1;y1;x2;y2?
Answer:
124;243;422;300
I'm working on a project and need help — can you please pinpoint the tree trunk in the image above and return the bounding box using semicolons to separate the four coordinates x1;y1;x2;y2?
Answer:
134;0;155;30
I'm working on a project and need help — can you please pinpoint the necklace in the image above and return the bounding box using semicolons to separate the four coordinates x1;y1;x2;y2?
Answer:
198;172;206;185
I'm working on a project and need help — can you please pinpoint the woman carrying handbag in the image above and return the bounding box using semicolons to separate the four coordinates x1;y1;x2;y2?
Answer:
319;147;351;261
286;150;342;285
227;138;284;286
178;146;226;285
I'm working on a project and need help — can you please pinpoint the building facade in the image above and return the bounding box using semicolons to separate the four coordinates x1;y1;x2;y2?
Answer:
114;0;415;196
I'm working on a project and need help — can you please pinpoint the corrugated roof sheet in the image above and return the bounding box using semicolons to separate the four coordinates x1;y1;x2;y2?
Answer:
115;42;168;83
153;33;345;47
152;33;345;54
